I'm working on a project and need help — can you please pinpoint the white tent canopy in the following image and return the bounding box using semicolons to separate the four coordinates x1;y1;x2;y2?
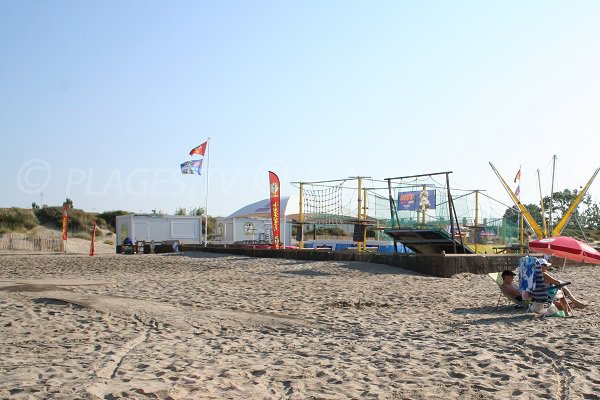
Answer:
226;196;299;219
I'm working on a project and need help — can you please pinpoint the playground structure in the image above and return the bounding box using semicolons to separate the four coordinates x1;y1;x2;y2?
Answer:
490;162;600;241
292;173;521;254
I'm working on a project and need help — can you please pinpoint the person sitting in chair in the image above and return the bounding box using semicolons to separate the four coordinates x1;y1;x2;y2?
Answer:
529;258;571;317
538;258;587;310
500;270;524;303
122;237;135;254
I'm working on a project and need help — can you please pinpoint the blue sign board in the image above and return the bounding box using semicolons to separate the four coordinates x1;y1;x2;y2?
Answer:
398;190;437;211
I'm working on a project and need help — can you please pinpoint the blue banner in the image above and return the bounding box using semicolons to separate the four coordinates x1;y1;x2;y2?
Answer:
398;190;436;211
180;159;203;175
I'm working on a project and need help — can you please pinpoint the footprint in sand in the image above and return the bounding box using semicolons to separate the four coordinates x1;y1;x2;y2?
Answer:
583;393;600;400
515;363;532;370
472;384;498;393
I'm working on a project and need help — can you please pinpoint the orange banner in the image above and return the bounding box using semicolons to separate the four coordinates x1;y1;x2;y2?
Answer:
268;171;281;249
90;221;96;256
61;205;68;241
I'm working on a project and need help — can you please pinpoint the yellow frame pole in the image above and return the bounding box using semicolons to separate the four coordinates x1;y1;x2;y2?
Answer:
474;190;479;254
363;188;368;248
298;182;304;249
357;177;362;252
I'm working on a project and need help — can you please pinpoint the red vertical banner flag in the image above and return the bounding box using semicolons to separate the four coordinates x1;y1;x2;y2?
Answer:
90;221;97;256
61;205;69;241
268;171;281;249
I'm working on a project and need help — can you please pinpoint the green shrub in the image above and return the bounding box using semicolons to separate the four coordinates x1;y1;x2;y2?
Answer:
0;208;39;232
35;207;101;232
97;210;130;232
94;217;108;230
34;207;64;228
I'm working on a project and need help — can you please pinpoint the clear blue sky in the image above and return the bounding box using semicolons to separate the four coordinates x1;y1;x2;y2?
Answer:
2;1;600;217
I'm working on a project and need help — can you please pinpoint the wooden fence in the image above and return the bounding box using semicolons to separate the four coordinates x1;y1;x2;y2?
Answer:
0;234;63;252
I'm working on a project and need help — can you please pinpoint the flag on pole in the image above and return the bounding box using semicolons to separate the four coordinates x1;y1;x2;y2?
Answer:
180;161;195;174
515;185;521;197
514;168;521;183
181;160;203;175
191;159;203;175
189;141;208;157
187;138;210;246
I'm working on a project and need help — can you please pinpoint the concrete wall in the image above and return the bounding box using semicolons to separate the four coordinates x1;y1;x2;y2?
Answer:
182;245;524;278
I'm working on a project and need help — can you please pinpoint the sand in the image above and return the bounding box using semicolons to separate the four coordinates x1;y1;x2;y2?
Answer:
0;252;599;399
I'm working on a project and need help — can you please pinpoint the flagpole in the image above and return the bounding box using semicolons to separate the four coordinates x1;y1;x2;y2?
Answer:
204;137;211;247
518;164;524;253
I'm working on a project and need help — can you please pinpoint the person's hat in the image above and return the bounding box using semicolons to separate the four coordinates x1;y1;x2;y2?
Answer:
501;270;516;278
536;258;552;267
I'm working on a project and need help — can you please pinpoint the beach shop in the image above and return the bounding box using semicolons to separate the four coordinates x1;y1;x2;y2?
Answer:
115;214;202;253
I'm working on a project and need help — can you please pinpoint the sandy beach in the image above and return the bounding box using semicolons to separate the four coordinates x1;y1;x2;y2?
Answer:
0;252;599;399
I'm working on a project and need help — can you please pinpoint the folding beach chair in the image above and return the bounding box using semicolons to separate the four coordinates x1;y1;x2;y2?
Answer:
488;272;530;310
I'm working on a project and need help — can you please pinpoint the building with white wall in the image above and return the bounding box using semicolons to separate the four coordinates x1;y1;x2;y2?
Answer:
212;196;296;246
115;214;202;246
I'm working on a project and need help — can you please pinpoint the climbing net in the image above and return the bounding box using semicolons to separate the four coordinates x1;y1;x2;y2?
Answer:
302;183;345;225
292;178;395;235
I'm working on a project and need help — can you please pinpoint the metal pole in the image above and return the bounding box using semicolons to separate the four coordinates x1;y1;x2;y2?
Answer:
204;137;211;247
386;178;398;228
385;178;400;253
386;171;453;181
538;169;548;237
446;172;456;254
549;154;556;234
450;192;465;253
282;216;286;248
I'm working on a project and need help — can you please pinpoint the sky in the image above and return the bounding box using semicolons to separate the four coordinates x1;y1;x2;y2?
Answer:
2;1;600;217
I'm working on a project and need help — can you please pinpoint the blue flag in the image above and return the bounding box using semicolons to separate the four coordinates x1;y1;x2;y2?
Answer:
180;160;203;175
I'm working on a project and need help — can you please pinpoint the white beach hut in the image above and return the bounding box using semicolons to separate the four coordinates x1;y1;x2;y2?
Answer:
115;214;202;247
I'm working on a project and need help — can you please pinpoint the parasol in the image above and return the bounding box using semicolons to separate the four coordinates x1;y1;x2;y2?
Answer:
529;236;600;264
